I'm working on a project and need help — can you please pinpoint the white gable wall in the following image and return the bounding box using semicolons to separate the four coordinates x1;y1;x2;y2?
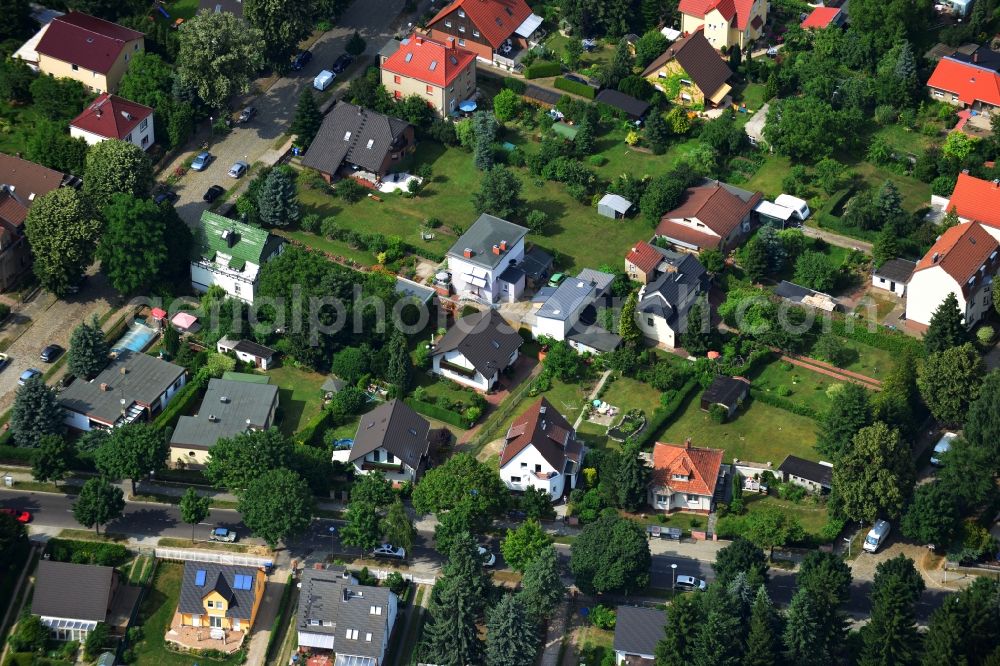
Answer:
500;444;564;499
447;238;526;303
905;266;968;326
431;349;492;391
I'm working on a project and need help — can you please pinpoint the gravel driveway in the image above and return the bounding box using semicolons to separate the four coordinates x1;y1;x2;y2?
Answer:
0;267;115;412
164;0;408;225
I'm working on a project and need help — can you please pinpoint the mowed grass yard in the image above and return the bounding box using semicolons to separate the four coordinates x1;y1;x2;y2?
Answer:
658;390;819;464
131;562;245;666
296;137;655;273
744;494;830;536
266;364;327;437
751;360;836;415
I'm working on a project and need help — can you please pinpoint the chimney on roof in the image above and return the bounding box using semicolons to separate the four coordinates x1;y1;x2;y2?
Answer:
208;414;218;422
539;404;546;414
95;108;102;117
492;244;501;255
993;179;1000;188
100;383;109;391
684;438;691;449
500;240;507;251
447;36;456;48
416;35;424;45
463;248;474;258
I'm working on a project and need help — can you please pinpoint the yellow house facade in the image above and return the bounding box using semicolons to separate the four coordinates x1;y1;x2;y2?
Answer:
677;0;767;51
33;12;144;94
175;563;266;635
641;32;733;108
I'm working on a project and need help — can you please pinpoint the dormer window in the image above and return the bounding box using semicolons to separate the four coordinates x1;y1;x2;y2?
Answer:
671;473;689;481
343;131;352;141
458;9;465;16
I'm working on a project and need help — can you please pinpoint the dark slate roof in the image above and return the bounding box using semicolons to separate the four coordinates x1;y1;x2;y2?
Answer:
567;321;622;352
233;339;275;359
302;102;412;175
170;379;279;450
614;606;667;656
322;377;348;393
521;246;553;282
702;375;749;409
32;561;115;622
498;264;525;284
199;0;244;16
874;258;916;284
641;31;732;99
296;567;393;655
350;399;430;469
58;351;185;425
523;84;562;106
432;309;524;377
179;562;258;620
447;213;530;270
779;455;833;487
637;254;707;327
595;89;650;118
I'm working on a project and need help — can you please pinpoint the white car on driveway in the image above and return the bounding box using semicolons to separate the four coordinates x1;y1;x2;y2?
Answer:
373;543;406;560
228;161;248;178
674;575;707;591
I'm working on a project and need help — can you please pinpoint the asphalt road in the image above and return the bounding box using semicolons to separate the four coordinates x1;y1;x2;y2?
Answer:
168;0;408;225
3;488;951;620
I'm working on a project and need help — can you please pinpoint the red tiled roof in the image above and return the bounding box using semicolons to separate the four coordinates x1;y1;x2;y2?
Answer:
651;441;723;497
0;191;27;227
679;0;757;29
945;171;1000;228
801;6;840;29
382;34;476;88
499;397;579;470
626;240;664;274
661;183;761;239
36;11;143;75
927;57;1000;108
428;0;532;49
914;221;1000;291
654;219;722;250
70;93;152;140
0;153;64;204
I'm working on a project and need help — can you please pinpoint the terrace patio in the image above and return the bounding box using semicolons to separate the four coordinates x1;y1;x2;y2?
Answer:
165;621;246;654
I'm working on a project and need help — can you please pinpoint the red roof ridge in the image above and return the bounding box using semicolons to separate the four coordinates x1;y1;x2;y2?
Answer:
382;33;476;88
927;57;1000;109
626;240;664;274
944;171;1000;228
70;93;153;140
427;0;533;49
651;441;723;497
914;221;1000;290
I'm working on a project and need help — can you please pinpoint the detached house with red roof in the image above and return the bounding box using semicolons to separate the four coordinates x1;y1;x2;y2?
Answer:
655;179;762;253
424;0;544;66
70;94;154;150
499;398;583;499
31;11;144;94
649;440;725;513
927;47;1000;116
380;34;477;117
678;0;767;52
935;171;1000;233
800;6;844;30
905;221;1000;327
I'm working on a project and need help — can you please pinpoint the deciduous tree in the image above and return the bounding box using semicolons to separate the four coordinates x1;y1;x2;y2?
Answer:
97;194;169;295
901;481;959;546
0;56;35;103
32;435;72;486
493;88;521;122
834;421;915;522
570;512;650;594
73;477;125;535
518;545;563;620
176;10;265;110
10;377;63;448
381;499;416;553
744;505;805;557
634;29;669;67
25;120;88;175
83;140;154;213
917;343;984;425
203;428;293;491
793;251;837;292
24;188;101;295
29;75;88;121
816;382;872;460
473;164;521;219
413;452;509;520
95;423;169;496
244;0;321;68
713;537;769;589
501;519;552;572
238;468;313;547
341;500;382;553
179;487;210;543
351;472;395;508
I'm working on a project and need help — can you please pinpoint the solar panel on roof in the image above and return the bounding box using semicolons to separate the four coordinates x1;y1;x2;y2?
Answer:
195;570;206;586
449;55;458;65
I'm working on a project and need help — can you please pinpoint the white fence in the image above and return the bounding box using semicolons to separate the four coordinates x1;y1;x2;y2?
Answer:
154;547;274;568
369;568;436;586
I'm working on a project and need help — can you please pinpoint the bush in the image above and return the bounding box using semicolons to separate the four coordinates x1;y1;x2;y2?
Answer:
153;374;208;430
977;325;995;345
386;571;408;595
587;155;607;167
749;388;815;419
590;604;617;629
84;623;109;660
524;61;562;79
777;482;807;502
554;77;596;99
828;318;925;357
337;178;368;203
633;378;699;447
775;385;791;397
7;616;47;653
708;403;727;423
46;539;129;566
504;77;526;93
404;398;473;428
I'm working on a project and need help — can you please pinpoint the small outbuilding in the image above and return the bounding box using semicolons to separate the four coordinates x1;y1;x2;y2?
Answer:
700;375;750;418
322;377;347;397
774;280;838;312
595;88;650;120
872;258;915;297
171;312;200;334
778;455;833;493
216;337;276;370
598;193;633;219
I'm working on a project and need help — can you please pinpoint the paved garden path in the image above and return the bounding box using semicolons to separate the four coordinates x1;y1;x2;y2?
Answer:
244;568;292;666
539;600;572;666
572;369;612;430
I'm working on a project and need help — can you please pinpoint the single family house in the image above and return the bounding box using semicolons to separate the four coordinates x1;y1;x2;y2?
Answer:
69;93;154;150
927;46;1000;116
380;34;477;117
216;337;277;369
613;606;668;665
424;0;543;65
872;258;915;297
636;253;708;348
625;240;680;284
173;563;266;640
446;213;529;303
191;211;284;304
169;378;279;468
934;171;1000;236
499;397;583;499
32;561;120;642
532;269;621;354
801;6;844;29
649;440;724;513
641;31;733;107
348;399;430;484
655;180;762;253
431;309;523;391
677;0;767;51
778;455;833;493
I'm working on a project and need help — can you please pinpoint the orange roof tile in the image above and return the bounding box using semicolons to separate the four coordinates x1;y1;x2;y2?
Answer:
660;183;761;239
678;0;757;30
801;6;840;29
626;240;664;274
927;57;1000;108
70;93;152;141
914;221;1000;291
945;171;1000;228
651;442;723;497
428;0;532;49
382;33;476;88
499;397;580;470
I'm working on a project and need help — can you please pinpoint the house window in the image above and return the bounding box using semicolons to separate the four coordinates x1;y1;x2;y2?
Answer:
370;606;382;615
672;473;689;481
72;64;79;71
680;78;692;86
445;20;452;27
681;93;692;101
372;450;381;462
458;38;466;46
346;629;359;640
210;616;223;628
473;29;480;37
521;462;527;468
394;75;401;84
125;133;132;143
426;85;434;94
535;464;542;473
458;9;465;16
188;451;196;457
386;452;395;463
647;317;654;326
366;632;373;641
206;601;215;608
510;476;521;483
394;90;402;99
686;494;698;502
233;284;241;293
459;25;466;32
656;494;669;504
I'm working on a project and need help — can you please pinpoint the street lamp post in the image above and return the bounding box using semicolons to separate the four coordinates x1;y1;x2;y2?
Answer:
671;563;677;590
844;536;852;559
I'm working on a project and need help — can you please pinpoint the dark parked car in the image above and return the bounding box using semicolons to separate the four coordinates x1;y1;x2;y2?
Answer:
564;74;589;85
203;185;225;202
154;190;178;205
238;106;257;123
39;344;63;362
331;53;354;74
291;50;313;71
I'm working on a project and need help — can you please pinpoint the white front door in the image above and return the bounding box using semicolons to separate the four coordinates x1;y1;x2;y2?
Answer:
233;619;241;631
192;616;201;627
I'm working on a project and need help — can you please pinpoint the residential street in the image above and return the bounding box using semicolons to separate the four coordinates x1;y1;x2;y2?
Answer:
0;487;954;622
165;0;408;225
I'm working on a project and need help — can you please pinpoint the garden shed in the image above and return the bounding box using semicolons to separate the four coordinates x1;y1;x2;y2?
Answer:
598;193;633;219
700;375;750;418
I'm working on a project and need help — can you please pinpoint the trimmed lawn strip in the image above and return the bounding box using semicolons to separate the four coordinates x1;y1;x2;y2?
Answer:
744;494;830;536
658;391;819;464
575;625;615;665
157;537;254;554
266;365;327;437
750;359;835;415
58;528;128;543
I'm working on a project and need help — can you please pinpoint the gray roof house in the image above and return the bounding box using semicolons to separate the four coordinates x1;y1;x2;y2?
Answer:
169;378;280;467
301;102;414;179
177;562;264;634
349;399;430;484
58;350;186;431
532;270;620;354
872;258;915;296
597;193;633;219
32;561;119;641
431;309;524;391
778;455;833;492
614;606;667;664
637;253;708;349
446;214;530;303
296;566;398;662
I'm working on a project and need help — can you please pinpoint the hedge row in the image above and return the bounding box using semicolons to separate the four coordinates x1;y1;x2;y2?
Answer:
404;398;470;429
265;573;296;661
46;538;129;566
503;77;526;93
297;408;335;445
152;374;208;430
553;77;597;99
523;61;562;79
829;318;925;357
634;378;700;447
0;444;35;466
749;388;817;420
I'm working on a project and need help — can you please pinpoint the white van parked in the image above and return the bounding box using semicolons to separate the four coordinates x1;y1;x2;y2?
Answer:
863;519;891;553
313;70;336;91
931;432;957;466
775;193;811;221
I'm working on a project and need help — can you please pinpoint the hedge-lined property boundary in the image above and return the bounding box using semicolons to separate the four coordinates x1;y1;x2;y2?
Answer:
405;398;470;429
524;61;561;79
152;374;208;430
553;77;597;99
749;388;817;420
829;318;925;357
634;378;700;447
297;407;335;445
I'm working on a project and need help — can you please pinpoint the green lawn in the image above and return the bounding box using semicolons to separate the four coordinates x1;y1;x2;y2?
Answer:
750;360;835;415
164;0;200;20
735;83;768;111
825;337;896;379
277;228;375;266
744;494;830;535
545;33;616;71
600;376;663;415
745;155;793;199
575;626;615;665
266;365;327;437
0;103;45;157
415;373;480;409
658;390;819;464
132;563;245;666
851;162;930;213
592;131;703;181
874;123;937;156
